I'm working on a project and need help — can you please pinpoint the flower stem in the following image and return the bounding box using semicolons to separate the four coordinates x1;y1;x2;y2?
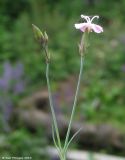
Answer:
46;63;62;150
64;56;84;151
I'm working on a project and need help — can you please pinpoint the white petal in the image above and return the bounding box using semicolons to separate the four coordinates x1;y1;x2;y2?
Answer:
75;23;84;29
91;24;103;33
75;23;88;32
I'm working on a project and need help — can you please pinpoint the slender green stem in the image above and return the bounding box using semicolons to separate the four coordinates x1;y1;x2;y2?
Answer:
64;56;84;150
46;63;62;150
64;127;83;153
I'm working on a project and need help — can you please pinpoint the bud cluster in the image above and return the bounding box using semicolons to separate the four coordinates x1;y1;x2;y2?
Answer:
32;24;50;63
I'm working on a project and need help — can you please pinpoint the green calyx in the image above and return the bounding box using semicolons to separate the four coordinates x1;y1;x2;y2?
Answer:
79;32;89;56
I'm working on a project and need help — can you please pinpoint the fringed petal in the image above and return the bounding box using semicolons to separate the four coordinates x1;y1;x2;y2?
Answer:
75;23;88;32
91;24;103;33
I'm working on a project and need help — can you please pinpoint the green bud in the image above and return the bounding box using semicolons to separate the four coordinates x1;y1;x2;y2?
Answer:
32;24;44;43
32;24;50;63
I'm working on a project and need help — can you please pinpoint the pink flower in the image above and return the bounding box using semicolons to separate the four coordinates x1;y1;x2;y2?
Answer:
75;15;103;33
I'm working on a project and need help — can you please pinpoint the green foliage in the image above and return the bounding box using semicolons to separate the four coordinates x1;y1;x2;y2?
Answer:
0;129;48;159
78;29;125;131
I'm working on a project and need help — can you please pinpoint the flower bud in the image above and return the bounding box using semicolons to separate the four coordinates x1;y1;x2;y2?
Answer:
32;24;50;63
32;24;44;44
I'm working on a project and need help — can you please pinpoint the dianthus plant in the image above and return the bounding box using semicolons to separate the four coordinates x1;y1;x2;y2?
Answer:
32;14;103;160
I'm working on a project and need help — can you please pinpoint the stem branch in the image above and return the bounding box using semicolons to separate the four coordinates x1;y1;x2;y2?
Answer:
64;56;84;150
46;63;62;150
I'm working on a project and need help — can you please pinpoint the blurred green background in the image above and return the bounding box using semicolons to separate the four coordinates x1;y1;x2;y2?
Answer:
0;0;125;159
